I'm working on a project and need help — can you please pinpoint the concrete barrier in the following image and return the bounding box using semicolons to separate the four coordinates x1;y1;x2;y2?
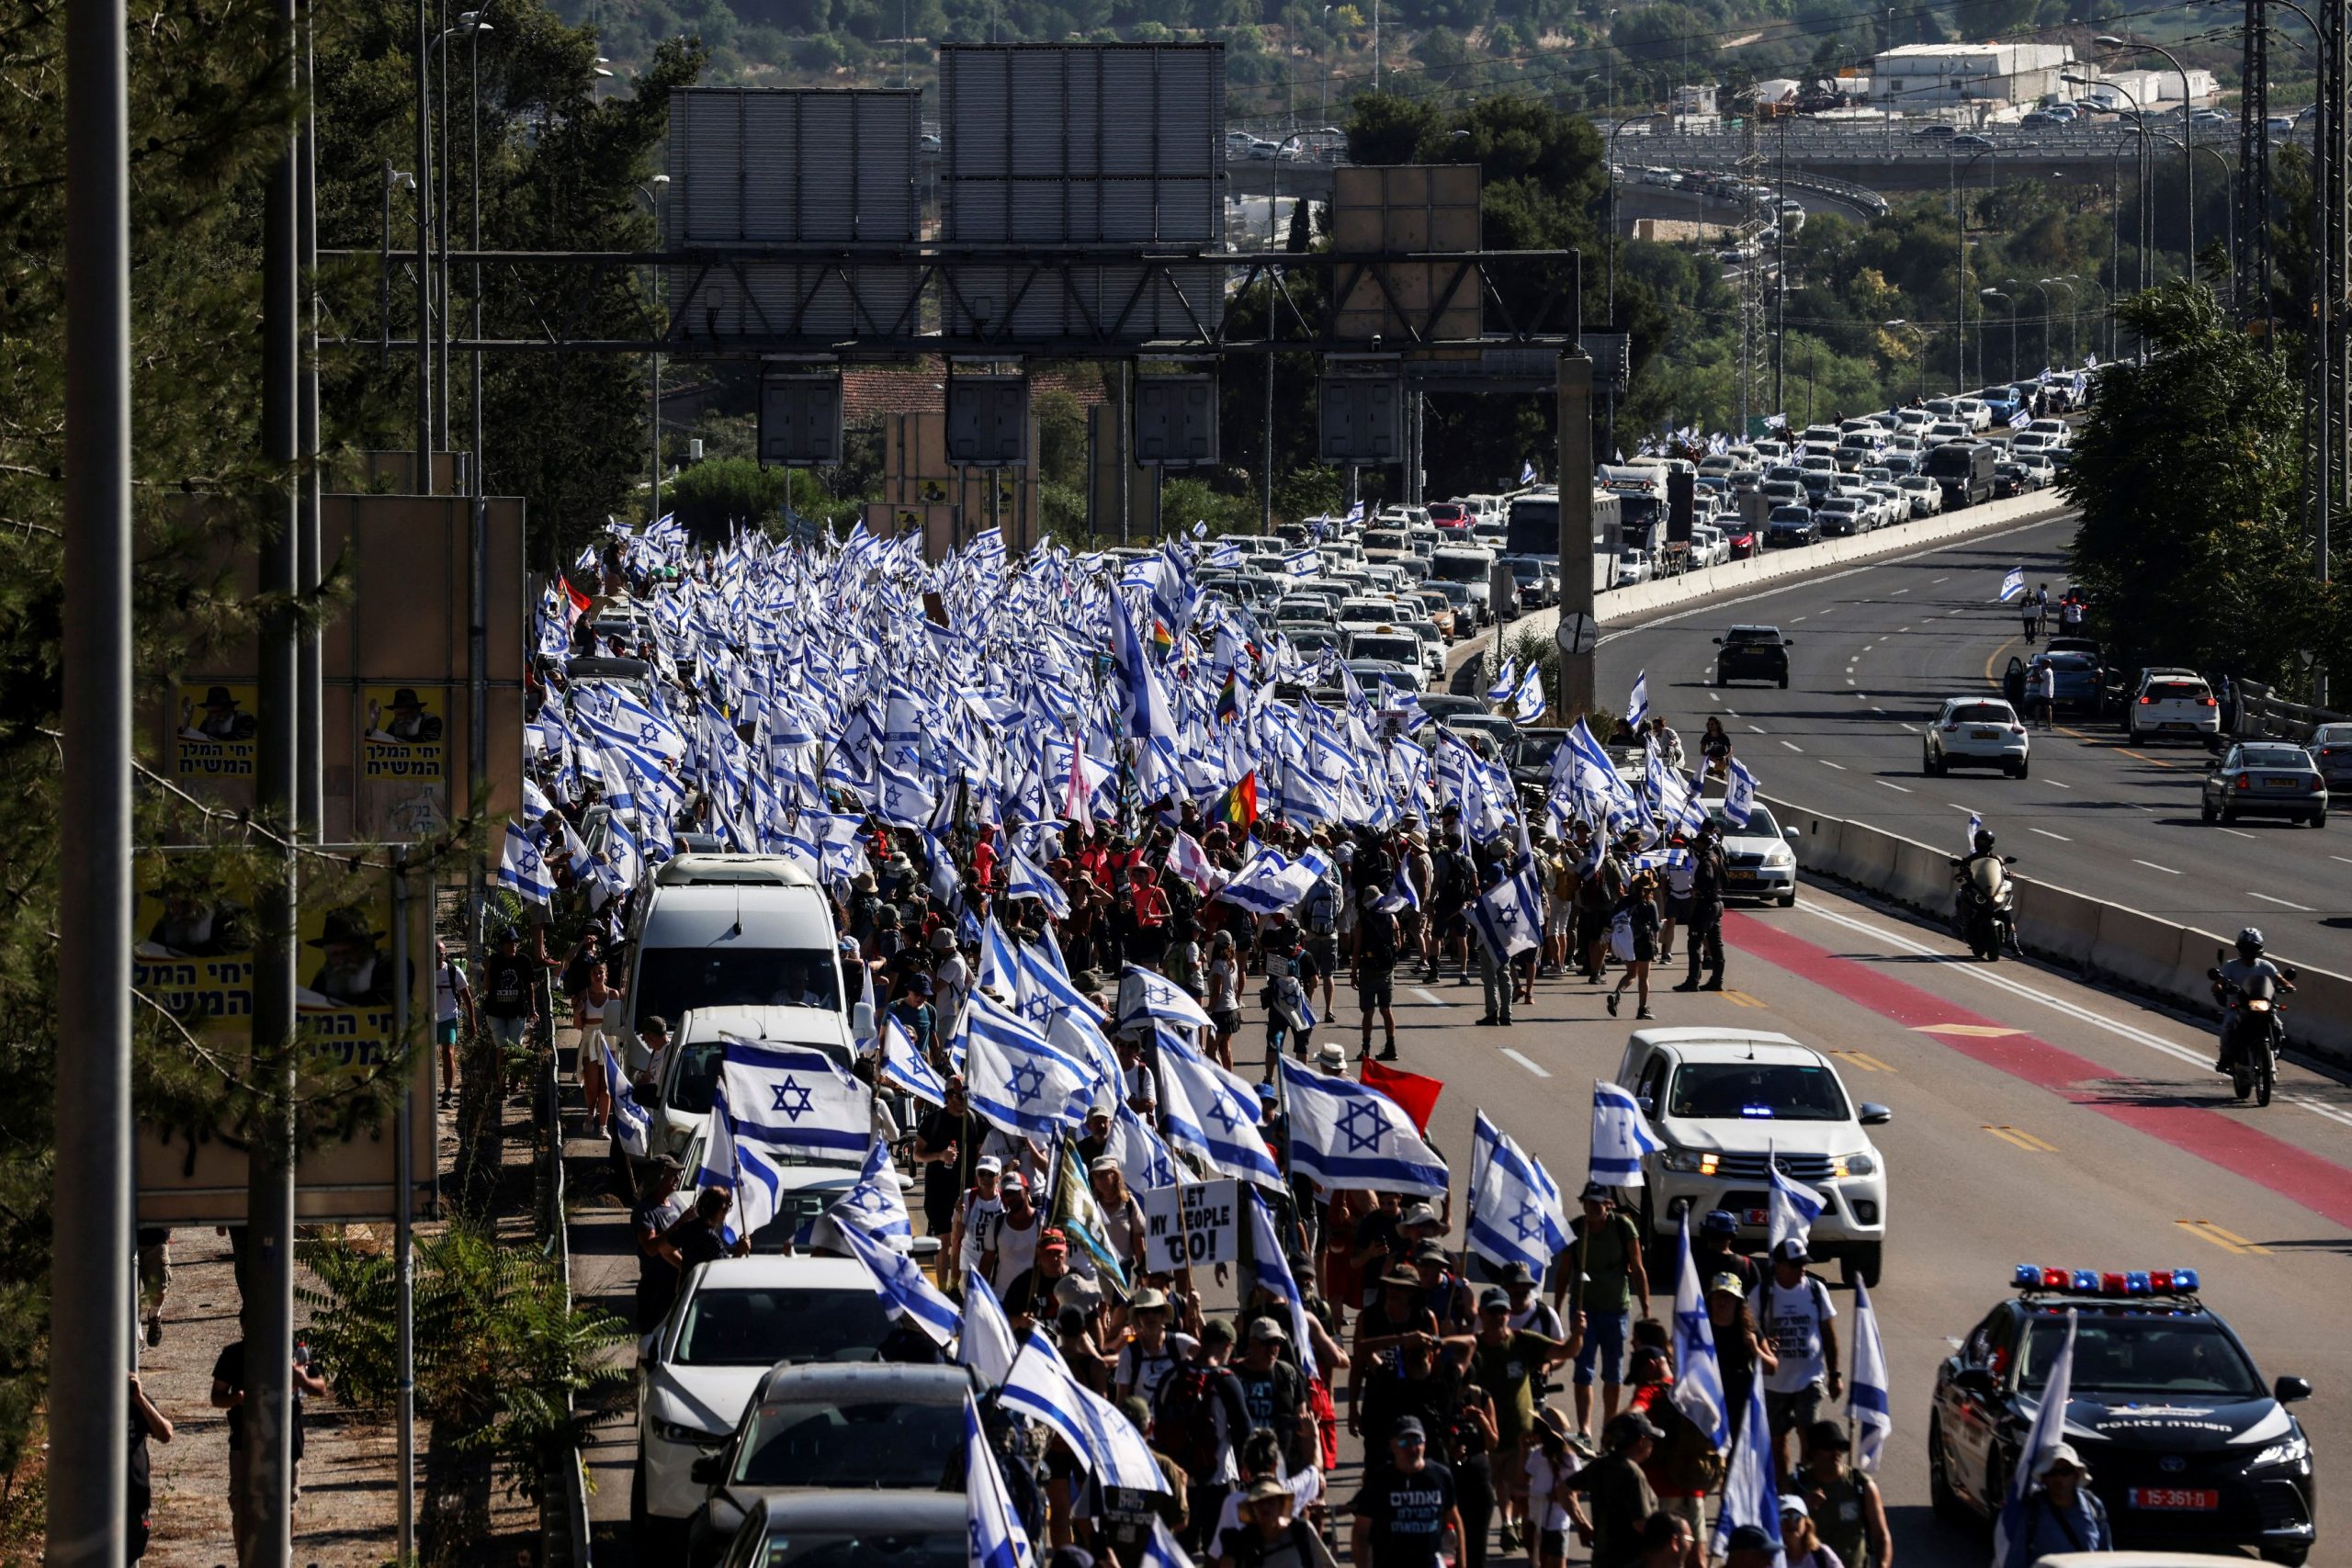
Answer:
1764;792;2352;1067
1457;489;2073;680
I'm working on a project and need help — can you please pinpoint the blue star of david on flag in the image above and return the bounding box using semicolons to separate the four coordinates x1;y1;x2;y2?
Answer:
771;1077;816;1120
1008;1063;1047;1104
1339;1099;1389;1153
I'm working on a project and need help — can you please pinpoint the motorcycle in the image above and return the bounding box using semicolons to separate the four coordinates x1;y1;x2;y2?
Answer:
2209;952;2298;1107
1950;853;2019;961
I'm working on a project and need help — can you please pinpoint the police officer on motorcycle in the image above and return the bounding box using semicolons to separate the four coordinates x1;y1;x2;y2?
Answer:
2211;927;2294;1073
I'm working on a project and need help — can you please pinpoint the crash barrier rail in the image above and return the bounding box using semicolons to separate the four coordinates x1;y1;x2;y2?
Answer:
1633;166;1889;216
536;988;595;1568
2232;680;2346;744
1765;794;2352;1066
1617;120;2263;168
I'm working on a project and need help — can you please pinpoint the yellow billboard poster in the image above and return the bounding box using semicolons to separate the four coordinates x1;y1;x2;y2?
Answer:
361;683;448;783
173;682;260;778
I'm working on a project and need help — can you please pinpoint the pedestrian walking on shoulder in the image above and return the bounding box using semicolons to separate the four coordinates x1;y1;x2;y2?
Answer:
1675;822;1727;993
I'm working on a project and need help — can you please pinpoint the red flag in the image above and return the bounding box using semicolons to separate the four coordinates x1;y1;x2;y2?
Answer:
1359;1057;1444;1134
558;573;593;625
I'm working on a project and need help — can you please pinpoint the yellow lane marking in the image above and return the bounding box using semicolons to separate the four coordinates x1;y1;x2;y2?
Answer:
1833;1050;1897;1073
2116;746;2184;770
1983;635;2021;691
1913;1022;2026;1038
1984;1124;2059;1152
1719;988;1769;1009
2177;1219;2272;1256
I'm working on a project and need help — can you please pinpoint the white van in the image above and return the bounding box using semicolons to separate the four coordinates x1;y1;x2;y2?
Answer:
618;854;849;1073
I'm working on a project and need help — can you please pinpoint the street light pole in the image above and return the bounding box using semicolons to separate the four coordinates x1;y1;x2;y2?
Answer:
1883;319;1928;399
2097;36;2198;279
1981;288;2015;384
415;0;435;491
639;175;670;523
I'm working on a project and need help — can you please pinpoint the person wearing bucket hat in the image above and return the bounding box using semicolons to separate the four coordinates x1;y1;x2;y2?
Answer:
2001;1441;2110;1566
304;905;391;1006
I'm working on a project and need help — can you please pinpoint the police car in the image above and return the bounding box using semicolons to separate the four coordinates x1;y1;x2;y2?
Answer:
1928;1266;2317;1565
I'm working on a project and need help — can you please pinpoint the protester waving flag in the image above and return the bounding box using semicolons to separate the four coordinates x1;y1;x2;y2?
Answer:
495;821;555;906
605;1039;651;1159
1115;962;1216;1035
1849;1278;1894;1473
1588;1080;1664;1189
963;993;1095;1139
1999;566;2027;603
1712;1376;1784;1562
695;1079;784;1247
1246;1188;1319;1376
965;1395;1039;1568
1486;656;1520;705
716;1035;873;1163
1155;1031;1283;1187
1627;670;1650;727
821;1137;915;1249
1521;458;1539;485
879;1010;949;1109
1722;758;1760;829
1668;1213;1731;1446
1994;1309;2079;1567
1466;1111;1570;1278
1278;1057;1449;1195
1003;839;1071;917
1510;660;1545;722
1966;810;1985;855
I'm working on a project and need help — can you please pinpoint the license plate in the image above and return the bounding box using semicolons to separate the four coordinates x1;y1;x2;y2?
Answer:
1971;728;1999;739
2128;1488;2219;1511
2263;778;2298;789
1743;1208;1768;1226
1728;870;1759;883
2161;721;2190;730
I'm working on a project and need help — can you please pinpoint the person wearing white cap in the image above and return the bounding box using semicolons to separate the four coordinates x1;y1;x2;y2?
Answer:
1758;1236;1840;1477
2000;1442;2110;1567
1777;1495;1842;1568
945;1154;1004;1295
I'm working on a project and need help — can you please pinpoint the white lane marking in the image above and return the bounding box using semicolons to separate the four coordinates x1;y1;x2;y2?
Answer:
2334;855;2352;866
1818;606;1837;616
1708;692;1721;703
2029;828;2071;841
1899;723;1919;733
2219;828;2256;840
1821;760;1847;770
1781;741;1804;752
2043;779;2071;789
1898;626;1911;633
2132;860;2179;874
1749;725;1767;734
1891;587;1910;594
1410;987;1452;1006
1796;902;2352;1131
1792;615;1809;622
1871;706;1887;714
1949;802;1975;813
1878;780;1914;793
2247;891;2315;911
1847;678;1858;686
1501;1048;1552;1077
1932;576;1950;584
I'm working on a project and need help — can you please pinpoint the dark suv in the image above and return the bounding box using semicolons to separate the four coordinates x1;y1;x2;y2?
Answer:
1714;625;1792;688
1929;1268;2316;1565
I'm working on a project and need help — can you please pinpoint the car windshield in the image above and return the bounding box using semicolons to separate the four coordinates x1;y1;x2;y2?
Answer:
1949;704;2016;724
635;949;841;1033
676;1288;895;1367
1351;637;1418;664
1513;734;1564;770
1709;805;1781;840
2315;725;2352;744
2147;682;2208;701
1667;1061;1850;1122
755;1529;967;1568
2017;1314;2266;1399
1430;554;1489;583
2242;746;2311;769
733;1397;966;1489
1724;628;1780;644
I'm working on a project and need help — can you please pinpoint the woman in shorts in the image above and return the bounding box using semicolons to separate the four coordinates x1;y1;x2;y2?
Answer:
1204;930;1242;1071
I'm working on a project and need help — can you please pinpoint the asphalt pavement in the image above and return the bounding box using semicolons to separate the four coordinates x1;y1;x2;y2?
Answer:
1594;512;2352;968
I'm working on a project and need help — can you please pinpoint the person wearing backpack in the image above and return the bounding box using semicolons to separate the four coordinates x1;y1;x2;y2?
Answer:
1626;1344;1722;1549
1758;1239;1843;1476
1797;1420;1891;1568
1153;1324;1251;1553
1301;863;1342;1021
1556;1184;1651;1444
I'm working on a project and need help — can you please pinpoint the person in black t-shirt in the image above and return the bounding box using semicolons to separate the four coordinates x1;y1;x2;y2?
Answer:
662;1186;747;1272
914;1077;983;1246
211;1337;330;1560
630;1155;690;1330
1349;1416;1464;1568
1230;1319;1309;1472
1355;897;1402;1061
129;1371;174;1562
477;929;537;1052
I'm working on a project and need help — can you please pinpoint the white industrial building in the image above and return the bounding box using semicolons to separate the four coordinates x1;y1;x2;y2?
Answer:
2072;66;2221;108
1868;43;2076;107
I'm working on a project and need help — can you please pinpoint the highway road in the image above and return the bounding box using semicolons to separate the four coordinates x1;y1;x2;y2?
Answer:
1388;874;2352;1568
1595;511;2352;969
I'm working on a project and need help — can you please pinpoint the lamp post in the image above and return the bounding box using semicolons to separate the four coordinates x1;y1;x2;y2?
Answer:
637;175;669;523
381;164;416;366
1272;128;1339;244
1980;287;2016;384
2039;275;2082;367
413;0;434;491
2096;35;2198;277
1883;319;1928;400
435;10;490;461
1947;143;1997;390
1604;8;1620;118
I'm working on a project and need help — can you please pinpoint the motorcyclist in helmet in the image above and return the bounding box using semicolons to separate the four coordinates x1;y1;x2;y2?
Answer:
1954;829;2004;880
2211;928;2293;1073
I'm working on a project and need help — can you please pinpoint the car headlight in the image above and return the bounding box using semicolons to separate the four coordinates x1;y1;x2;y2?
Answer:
1659;1146;1720;1176
1834;1151;1877;1178
653;1417;726;1450
1766;849;1794;867
2251;1435;2310;1469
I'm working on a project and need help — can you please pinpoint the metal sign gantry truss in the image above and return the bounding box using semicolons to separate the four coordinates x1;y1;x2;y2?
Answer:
331;242;1582;360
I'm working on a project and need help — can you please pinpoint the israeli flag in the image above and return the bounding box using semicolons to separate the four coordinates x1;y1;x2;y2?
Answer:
958;1271;1020;1388
1281;547;1322;579
836;1210;962;1348
1711;1375;1784;1563
1207;538;1246;569
1114;963;1216;1036
1966;810;1984;855
696;1080;784;1246
1520;458;1539;485
1246;1188;1319;1376
1001;1328;1172;1492
1995;1309;2078;1568
718;1035;874;1161
605;1039;651;1159
1511;661;1545;722
1156;1032;1282;1188
2008;403;2030;429
1849;1278;1893;1474
1380;857;1421;915
495;821;555;906
965;1395;1039;1568
1344;500;1365;524
1668;1213;1731;1446
1589;1080;1664;1188
1143;1518;1194;1568
1111;1099;1182;1193
879;1011;949;1109
1767;1143;1827;1254
1627;670;1650;727
1004;840;1071;918
979;916;1022;1000
1722;759;1760;829
1466;1111;1570;1279
963;990;1094;1139
1998;566;2027;602
1485;656;1519;705
1277;1056;1449;1196
825;1138;914;1248
1469;854;1543;964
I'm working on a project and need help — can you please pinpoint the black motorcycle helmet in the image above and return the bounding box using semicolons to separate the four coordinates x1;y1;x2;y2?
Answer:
2236;927;2265;961
1973;829;1996;854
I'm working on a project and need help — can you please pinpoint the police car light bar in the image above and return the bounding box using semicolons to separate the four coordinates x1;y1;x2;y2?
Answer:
2011;1264;2200;1295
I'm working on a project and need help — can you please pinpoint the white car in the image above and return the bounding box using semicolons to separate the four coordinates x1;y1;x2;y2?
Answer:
1896;474;1944;516
1864;484;1908;528
2127;671;2223;744
633;1256;903;1545
1613;1027;1893;1284
1925;420;1970;446
1954;397;1993;432
1613;548;1654;586
1710;799;1799;905
1894;408;1934;433
1925;696;2030;777
2010;429;2055;456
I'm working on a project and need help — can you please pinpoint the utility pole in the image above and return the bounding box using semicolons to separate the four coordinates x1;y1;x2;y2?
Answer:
415;0;435;491
1555;352;1598;719
246;0;306;1559
299;17;322;840
2238;0;2274;322
52;0;134;1549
